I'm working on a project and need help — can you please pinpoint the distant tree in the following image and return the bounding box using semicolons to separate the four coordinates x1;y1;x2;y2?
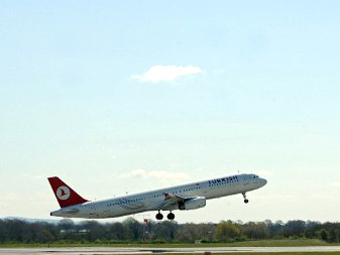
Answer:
269;220;284;238
215;221;241;243
79;221;106;242
242;222;269;240
0;220;4;243
1;218;340;244
283;220;306;238
177;223;200;243
59;219;75;231
321;222;340;243
123;217;144;241
31;223;55;243
5;220;26;243
305;221;322;239
151;221;179;242
263;220;275;238
319;229;331;242
106;222;126;241
330;228;340;243
195;223;216;242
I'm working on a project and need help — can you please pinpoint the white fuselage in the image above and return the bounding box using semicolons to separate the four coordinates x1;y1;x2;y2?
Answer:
50;173;267;219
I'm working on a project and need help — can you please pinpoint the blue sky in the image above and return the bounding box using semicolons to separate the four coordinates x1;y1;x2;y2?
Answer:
1;1;340;223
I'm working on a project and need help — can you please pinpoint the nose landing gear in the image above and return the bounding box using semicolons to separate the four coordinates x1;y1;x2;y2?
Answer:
242;192;249;204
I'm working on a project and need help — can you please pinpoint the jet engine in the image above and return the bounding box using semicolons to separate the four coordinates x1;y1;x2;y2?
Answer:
179;197;206;210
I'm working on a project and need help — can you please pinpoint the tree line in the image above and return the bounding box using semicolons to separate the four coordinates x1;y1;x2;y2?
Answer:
0;218;339;244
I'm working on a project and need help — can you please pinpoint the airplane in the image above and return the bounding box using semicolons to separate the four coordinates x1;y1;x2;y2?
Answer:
48;173;267;221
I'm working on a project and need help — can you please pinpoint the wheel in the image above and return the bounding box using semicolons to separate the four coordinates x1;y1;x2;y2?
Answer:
242;192;249;204
156;212;163;220
167;212;175;220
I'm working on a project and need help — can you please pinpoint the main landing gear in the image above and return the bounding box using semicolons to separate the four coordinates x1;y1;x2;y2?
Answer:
242;192;249;204
155;211;175;220
156;212;163;220
167;212;175;220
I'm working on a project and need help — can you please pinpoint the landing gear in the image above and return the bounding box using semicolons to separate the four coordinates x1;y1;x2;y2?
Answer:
167;212;175;220
242;192;249;204
156;212;163;220
155;211;176;220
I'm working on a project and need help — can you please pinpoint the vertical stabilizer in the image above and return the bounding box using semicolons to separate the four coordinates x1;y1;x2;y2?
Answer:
48;177;88;208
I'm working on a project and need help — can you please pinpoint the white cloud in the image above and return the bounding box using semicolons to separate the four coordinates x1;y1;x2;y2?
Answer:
148;170;189;181
132;65;202;83
119;169;189;182
122;169;147;178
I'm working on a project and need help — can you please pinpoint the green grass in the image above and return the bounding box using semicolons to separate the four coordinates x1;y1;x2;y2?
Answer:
221;239;332;247
0;239;338;248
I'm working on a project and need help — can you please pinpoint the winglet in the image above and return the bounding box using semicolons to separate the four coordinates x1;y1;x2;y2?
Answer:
48;176;89;208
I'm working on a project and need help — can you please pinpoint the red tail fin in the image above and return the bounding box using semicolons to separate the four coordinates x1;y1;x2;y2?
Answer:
48;176;88;208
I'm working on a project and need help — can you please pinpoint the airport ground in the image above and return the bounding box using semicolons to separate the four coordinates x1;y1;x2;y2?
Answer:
1;246;340;255
0;238;340;255
0;238;337;247
1;241;340;255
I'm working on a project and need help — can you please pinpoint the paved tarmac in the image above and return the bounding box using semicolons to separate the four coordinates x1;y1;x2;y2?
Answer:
1;246;340;254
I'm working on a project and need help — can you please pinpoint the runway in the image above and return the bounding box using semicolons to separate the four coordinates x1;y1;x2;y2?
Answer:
1;246;340;254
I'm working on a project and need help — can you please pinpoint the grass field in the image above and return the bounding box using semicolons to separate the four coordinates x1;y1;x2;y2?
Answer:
0;239;339;248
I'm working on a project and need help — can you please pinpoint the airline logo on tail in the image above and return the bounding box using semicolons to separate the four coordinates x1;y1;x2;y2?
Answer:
56;186;71;200
48;177;89;208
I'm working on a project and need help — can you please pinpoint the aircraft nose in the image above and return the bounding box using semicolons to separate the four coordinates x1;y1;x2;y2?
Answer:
260;178;267;186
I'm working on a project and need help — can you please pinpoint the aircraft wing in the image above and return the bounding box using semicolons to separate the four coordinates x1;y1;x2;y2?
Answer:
159;192;189;211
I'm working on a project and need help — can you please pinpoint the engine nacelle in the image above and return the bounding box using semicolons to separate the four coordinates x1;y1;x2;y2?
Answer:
179;197;206;210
